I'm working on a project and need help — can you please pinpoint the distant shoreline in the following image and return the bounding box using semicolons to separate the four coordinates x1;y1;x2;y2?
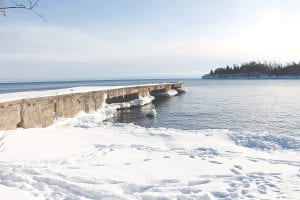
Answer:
202;74;300;79
204;61;300;79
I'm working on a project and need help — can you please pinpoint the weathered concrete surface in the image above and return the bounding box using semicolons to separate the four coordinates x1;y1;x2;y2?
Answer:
18;91;106;129
0;100;22;130
0;83;182;130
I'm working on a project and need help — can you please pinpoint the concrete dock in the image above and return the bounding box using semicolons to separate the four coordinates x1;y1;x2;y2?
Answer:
0;83;183;130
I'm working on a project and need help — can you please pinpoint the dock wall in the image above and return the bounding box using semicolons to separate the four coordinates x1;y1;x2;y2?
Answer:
0;83;182;130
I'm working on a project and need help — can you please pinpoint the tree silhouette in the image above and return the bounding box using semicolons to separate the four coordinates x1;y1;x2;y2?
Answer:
207;61;300;78
0;0;46;21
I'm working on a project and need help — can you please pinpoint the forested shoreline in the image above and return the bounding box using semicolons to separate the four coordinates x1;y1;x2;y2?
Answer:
203;62;300;79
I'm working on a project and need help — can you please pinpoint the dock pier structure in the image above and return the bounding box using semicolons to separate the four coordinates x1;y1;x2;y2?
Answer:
0;83;183;130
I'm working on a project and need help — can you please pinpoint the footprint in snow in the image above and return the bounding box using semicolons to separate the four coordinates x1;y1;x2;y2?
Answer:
209;160;222;164
156;179;180;186
230;168;241;175
179;188;201;194
227;187;238;192
241;189;249;194
234;165;243;170
187;180;210;186
211;191;230;198
243;181;250;188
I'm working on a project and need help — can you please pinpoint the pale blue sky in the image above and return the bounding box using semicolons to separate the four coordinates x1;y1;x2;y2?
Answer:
1;0;300;81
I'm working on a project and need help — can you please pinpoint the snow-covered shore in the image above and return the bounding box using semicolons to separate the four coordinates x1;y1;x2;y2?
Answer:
0;108;299;200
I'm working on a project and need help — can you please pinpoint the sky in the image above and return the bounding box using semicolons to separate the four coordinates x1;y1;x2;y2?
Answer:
1;0;300;81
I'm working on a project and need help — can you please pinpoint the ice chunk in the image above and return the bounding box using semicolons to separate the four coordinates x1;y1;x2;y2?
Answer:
111;102;131;109
129;95;155;107
145;108;157;117
176;88;188;94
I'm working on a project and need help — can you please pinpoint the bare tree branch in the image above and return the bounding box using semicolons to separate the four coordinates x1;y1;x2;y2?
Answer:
0;0;46;22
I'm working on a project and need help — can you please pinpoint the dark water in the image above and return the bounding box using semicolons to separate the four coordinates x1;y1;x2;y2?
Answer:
1;79;299;136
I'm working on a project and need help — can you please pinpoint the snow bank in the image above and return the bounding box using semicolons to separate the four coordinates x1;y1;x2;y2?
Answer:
0;185;40;200
0;113;299;199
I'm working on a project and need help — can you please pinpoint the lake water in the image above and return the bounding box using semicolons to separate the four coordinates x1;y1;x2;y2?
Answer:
1;79;299;136
112;79;300;137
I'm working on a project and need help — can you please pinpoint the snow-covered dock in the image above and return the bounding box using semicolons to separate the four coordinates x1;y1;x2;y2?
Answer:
0;83;183;130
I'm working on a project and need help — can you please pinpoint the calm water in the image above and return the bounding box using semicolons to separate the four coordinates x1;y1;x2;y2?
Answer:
1;79;299;136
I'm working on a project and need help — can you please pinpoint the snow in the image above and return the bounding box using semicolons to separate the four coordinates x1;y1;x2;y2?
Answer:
165;89;178;97
129;95;155;107
0;185;40;200
111;102;131;109
0;109;299;199
176;88;188;94
0;86;116;103
109;95;155;112
0;83;169;103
